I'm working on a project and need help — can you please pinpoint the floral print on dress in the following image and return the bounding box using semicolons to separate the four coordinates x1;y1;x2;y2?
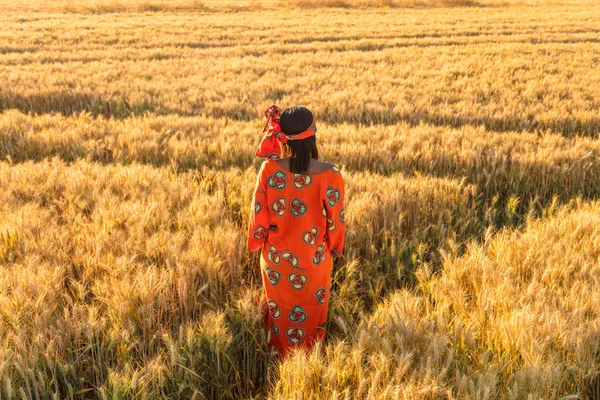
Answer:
266;267;281;285
272;197;286;217
288;306;308;324
315;287;328;305
286;327;305;345
268;300;281;319
289;198;308;217
281;250;301;269
292;174;313;189
313;244;326;266
326;187;341;207
268;170;287;190
288;273;308;290
267;244;281;265
302;227;319;247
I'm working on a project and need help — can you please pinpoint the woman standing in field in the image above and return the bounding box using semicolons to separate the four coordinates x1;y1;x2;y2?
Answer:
247;105;346;358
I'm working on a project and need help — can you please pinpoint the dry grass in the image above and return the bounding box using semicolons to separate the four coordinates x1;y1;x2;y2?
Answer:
1;0;599;398
272;199;600;399
2;4;599;136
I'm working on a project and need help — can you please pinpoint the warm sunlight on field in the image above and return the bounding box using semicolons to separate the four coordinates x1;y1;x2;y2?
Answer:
1;0;599;398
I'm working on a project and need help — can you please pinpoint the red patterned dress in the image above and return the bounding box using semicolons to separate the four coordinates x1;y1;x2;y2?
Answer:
247;159;346;357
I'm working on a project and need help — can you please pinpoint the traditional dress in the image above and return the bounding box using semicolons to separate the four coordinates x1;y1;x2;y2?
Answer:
247;159;346;357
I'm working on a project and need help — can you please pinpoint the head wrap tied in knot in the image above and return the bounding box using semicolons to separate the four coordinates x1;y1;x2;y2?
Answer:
255;105;317;159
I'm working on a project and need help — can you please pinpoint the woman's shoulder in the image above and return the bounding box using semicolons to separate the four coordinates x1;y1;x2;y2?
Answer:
316;160;335;168
260;158;341;177
319;161;342;176
311;160;341;175
260;158;280;171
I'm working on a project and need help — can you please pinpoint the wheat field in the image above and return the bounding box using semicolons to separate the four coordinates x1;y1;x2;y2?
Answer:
1;0;599;398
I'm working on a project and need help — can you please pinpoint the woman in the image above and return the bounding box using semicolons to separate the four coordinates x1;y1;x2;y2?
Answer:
247;105;346;358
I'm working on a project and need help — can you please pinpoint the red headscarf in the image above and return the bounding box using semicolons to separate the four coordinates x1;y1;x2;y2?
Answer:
255;105;317;159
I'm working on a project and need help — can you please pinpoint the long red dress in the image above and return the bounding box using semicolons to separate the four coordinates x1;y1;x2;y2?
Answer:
247;159;346;357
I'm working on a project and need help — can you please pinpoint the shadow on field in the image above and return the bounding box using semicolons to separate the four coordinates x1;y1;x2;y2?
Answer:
279;29;600;45
2;91;598;138
0;50;212;67
0;91;135;118
319;108;600;139
0;46;39;54
327;154;600;314
272;37;600;57
0;91;260;121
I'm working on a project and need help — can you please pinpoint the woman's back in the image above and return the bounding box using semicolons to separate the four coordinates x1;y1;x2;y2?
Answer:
275;157;335;176
248;158;345;268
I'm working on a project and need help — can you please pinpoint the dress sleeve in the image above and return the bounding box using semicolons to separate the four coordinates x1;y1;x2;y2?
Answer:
247;161;270;252
323;167;346;258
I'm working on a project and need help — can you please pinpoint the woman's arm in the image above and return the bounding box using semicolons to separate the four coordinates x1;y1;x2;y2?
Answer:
324;168;346;258
247;161;270;252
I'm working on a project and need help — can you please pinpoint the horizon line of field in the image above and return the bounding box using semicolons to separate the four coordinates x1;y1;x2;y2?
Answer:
0;2;586;14
3;1;598;16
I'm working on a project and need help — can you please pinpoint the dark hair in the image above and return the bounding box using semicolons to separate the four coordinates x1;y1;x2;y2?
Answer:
279;106;319;174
